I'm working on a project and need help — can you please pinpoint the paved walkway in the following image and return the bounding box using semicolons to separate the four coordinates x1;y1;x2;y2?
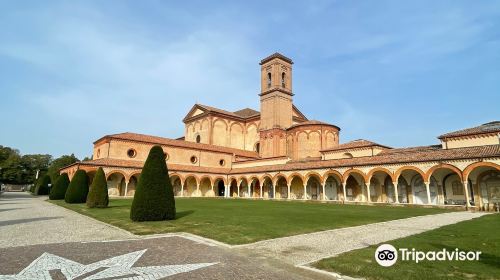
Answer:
236;211;489;265
0;192;134;248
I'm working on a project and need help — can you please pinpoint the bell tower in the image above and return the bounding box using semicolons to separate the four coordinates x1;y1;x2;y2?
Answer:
259;53;294;130
259;53;294;158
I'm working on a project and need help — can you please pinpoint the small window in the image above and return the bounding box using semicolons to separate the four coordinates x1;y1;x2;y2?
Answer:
97;149;100;158
219;159;225;166
267;72;272;88
127;149;137;158
343;152;353;159
190;156;198;164
281;72;286;88
196;135;201;143
164;152;169;161
254;142;260;153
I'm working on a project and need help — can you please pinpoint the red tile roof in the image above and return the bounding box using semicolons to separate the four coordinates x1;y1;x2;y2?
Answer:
94;132;259;158
288;120;340;131
230;144;500;174
321;139;391;152
259;52;293;65
70;158;230;175
438;121;500;139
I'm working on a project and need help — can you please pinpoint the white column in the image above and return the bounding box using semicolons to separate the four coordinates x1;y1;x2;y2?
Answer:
366;182;371;202
303;184;307;200
247;184;250;198
196;182;200;197
425;181;431;204
181;183;184;197
237;184;240;197
225;185;229;198
287;183;291;199
393;181;399;203
463;181;471;208
342;182;347;202
124;180;129;197
272;182;276;199
259;184;262;198
322;182;326;200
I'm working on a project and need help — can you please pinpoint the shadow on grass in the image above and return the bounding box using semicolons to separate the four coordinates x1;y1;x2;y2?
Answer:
176;210;195;219
436;243;500;269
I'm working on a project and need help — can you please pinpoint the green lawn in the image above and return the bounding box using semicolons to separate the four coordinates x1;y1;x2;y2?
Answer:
51;198;451;245
314;213;500;280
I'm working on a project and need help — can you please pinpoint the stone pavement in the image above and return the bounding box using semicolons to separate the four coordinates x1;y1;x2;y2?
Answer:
0;192;330;279
0;192;134;248
0;192;487;279
235;211;489;266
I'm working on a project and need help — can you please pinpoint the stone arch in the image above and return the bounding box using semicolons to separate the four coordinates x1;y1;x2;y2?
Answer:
106;171;127;197
287;172;305;184
260;173;273;184
394;166;425;182
367;167;395;182
249;176;260;198
105;170;128;181
425;163;463;182
238;177;249;198
199;176;213;197
305;171;323;185
168;173;184;185
463;162;500;181
213;176;227;186
343;169;367;184
170;174;183;196
184;175;199;197
323;170;343;183
199;175;213;186
212;118;228;146
228;176;238;185
289;174;305;199
184;174;200;185
273;174;288;186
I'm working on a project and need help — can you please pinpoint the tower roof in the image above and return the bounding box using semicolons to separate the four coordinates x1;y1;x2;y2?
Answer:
259;52;293;65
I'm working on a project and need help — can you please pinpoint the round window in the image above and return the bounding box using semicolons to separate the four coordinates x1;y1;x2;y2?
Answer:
190;156;198;164
219;159;225;166
127;149;137;158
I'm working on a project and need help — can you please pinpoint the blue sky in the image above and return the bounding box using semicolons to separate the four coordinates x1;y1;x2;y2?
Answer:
1;0;499;159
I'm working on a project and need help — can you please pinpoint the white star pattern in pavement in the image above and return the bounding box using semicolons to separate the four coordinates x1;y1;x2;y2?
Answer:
0;249;218;280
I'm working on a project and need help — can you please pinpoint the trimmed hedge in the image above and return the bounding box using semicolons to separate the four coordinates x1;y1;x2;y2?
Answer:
49;173;70;200
86;167;109;208
35;175;51;195
130;145;175;221
65;169;89;203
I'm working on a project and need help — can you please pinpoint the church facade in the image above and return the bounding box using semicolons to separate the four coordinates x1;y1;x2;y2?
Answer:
61;53;500;211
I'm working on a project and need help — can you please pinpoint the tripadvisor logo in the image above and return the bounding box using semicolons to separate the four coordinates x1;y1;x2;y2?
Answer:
374;244;482;267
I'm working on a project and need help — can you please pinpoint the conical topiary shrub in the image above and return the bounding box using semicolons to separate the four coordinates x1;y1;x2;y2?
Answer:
86;167;109;208
35;175;51;195
65;169;89;203
49;173;70;200
130;145;175;221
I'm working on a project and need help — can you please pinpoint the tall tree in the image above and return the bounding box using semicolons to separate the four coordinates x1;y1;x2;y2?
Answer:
49;173;70;200
65;169;89;203
86;167;109;208
47;154;79;183
130;145;175;221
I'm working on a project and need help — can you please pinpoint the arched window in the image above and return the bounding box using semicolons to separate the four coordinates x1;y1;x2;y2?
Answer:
343;152;353;159
281;72;286;88
196;135;201;143
267;73;271;88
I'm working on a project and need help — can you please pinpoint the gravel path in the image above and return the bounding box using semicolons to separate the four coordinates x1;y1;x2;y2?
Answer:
237;211;489;266
0;192;134;248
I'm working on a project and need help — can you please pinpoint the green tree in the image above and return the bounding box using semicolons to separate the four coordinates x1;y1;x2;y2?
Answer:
47;154;79;183
65;169;88;203
130;145;175;221
86;167;109;208
49;173;70;200
34;174;51;195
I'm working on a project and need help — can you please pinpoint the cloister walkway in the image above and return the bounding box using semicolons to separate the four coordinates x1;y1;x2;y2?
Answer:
235;211;488;266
